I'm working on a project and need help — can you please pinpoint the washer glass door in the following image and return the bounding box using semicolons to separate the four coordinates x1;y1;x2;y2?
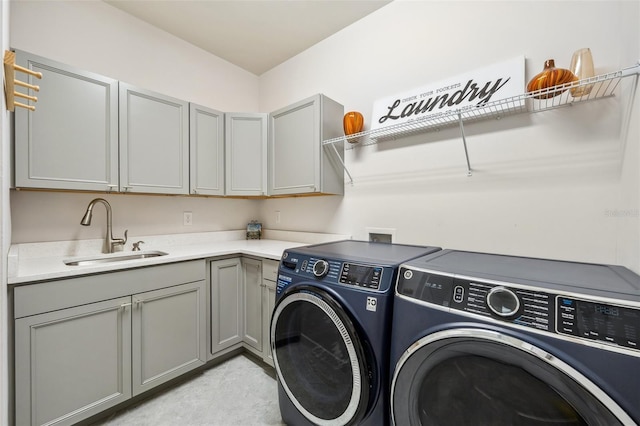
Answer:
391;329;633;426
271;288;370;426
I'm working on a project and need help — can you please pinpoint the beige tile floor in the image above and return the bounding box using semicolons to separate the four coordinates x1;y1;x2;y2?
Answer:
90;355;285;426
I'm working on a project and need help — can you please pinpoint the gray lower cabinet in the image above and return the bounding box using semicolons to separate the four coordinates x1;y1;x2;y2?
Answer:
261;260;278;367
12;260;206;426
15;297;132;426
268;94;345;196
190;104;225;196
119;83;190;194
209;258;244;356
225;113;268;196
132;282;206;396
242;258;263;356
13;49;119;192
209;257;278;366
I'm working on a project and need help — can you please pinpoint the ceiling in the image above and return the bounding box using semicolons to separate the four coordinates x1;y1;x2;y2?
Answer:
104;0;392;76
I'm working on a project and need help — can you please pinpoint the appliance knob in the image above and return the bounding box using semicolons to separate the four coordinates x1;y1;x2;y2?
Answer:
313;260;330;278
486;286;520;317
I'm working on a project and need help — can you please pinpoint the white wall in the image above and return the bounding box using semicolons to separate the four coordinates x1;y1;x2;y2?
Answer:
615;2;640;272
1;0;11;421
258;0;640;271
10;0;259;112
9;0;262;243
11;190;258;243
7;1;640;273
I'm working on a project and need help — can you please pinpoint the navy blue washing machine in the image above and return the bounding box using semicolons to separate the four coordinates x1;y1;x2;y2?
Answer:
389;249;640;426
270;240;441;426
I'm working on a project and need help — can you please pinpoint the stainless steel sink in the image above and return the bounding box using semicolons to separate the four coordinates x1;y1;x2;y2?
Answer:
64;250;168;266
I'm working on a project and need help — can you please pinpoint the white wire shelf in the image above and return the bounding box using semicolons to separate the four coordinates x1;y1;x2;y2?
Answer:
323;63;640;180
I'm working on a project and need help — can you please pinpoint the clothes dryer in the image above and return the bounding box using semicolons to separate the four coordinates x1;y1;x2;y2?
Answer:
271;240;441;426
390;250;640;426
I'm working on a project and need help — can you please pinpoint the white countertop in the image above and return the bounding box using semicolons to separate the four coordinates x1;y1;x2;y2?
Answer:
8;230;350;285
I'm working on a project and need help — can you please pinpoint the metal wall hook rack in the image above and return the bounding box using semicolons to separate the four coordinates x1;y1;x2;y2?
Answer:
323;63;640;180
3;50;42;112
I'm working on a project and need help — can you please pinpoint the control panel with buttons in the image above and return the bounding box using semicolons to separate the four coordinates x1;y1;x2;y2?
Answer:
279;251;392;293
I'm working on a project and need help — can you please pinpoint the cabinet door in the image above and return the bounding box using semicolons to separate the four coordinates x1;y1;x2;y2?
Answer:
190;104;225;196
269;94;345;196
262;279;277;367
210;258;244;355
119;83;189;194
269;95;320;195
242;258;262;353
15;297;132;426
14;50;119;192
225;113;267;196
132;280;206;396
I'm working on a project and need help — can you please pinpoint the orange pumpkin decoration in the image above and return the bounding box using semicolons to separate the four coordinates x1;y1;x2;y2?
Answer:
343;111;364;136
527;59;578;99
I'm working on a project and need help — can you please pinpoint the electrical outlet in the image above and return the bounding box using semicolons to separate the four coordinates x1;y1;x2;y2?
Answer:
276;211;281;224
184;211;193;226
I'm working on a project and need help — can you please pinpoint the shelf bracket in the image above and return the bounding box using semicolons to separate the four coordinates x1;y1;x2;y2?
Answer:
329;140;354;185
457;112;472;176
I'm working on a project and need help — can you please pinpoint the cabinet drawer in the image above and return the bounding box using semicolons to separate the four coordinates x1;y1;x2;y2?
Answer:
262;259;279;282
13;260;206;319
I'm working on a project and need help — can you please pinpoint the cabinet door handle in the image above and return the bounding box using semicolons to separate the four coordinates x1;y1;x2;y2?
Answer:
119;302;132;310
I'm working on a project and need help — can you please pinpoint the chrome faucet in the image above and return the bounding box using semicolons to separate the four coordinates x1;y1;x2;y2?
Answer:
80;198;128;253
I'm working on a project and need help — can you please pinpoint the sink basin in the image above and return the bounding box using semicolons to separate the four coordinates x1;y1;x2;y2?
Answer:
64;250;169;266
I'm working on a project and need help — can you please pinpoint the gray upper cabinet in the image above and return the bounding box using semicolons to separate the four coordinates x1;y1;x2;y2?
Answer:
13;50;119;192
13;51;345;199
190;104;225;196
225;113;267;196
119;83;189;194
268;94;345;196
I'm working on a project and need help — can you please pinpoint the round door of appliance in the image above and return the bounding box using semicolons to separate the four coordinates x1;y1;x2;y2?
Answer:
391;328;635;426
271;286;372;426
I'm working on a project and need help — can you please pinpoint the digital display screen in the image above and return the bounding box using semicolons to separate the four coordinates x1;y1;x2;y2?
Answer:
339;263;382;289
343;265;373;282
594;304;619;317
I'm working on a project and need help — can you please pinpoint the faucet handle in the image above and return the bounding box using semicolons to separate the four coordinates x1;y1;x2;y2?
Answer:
111;229;128;252
132;241;145;252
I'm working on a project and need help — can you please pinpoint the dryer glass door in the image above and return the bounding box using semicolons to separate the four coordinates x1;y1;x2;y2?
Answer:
271;288;370;426
391;329;633;426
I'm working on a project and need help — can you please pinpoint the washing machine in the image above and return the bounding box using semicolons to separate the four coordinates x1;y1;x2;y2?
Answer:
390;249;640;426
270;240;441;426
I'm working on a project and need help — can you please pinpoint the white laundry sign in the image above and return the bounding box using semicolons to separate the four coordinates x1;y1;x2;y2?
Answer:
371;56;525;131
